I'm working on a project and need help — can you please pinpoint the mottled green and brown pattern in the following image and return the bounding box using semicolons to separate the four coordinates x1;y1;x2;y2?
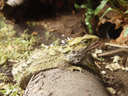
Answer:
12;35;98;89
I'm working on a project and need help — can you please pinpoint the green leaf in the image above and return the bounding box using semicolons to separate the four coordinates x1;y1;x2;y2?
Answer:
100;7;113;20
117;0;128;7
74;3;87;9
125;10;128;13
80;4;87;8
124;27;128;37
74;3;80;9
95;0;108;15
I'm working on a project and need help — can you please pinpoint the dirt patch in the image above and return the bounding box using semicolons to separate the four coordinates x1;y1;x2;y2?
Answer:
13;11;86;45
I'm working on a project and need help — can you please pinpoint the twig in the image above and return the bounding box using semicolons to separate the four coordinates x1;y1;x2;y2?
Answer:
97;48;128;57
105;43;128;48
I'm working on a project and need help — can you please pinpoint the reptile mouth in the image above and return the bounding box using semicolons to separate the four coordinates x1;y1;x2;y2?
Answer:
87;42;99;50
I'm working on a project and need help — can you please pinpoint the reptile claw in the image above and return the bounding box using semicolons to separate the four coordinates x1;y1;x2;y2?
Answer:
67;66;83;72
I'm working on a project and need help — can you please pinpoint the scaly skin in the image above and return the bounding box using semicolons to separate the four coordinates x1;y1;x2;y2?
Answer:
12;35;98;89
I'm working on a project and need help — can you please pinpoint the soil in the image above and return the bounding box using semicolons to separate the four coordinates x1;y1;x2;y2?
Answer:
13;11;86;46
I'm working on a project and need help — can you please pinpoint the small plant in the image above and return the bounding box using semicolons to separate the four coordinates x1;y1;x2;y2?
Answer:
75;0;94;34
75;0;128;34
75;0;109;34
95;0;128;18
109;0;128;16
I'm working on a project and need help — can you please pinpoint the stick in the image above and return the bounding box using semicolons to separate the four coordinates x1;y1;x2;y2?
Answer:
105;43;128;48
97;48;128;57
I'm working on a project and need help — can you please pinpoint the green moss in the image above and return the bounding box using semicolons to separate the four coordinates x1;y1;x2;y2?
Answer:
0;84;24;96
0;18;38;96
0;20;38;65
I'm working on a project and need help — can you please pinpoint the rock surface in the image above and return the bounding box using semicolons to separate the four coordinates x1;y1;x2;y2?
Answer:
24;69;108;96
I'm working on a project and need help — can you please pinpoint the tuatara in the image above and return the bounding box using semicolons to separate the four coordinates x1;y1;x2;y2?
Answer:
12;35;98;89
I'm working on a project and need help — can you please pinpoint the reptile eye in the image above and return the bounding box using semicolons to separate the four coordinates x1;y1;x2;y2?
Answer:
83;40;89;44
82;38;92;44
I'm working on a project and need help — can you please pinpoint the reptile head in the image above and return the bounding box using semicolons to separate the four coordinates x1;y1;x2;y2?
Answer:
63;35;99;53
64;35;99;64
77;34;99;46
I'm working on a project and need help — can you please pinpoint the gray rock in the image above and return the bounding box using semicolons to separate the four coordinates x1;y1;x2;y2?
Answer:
24;69;108;96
